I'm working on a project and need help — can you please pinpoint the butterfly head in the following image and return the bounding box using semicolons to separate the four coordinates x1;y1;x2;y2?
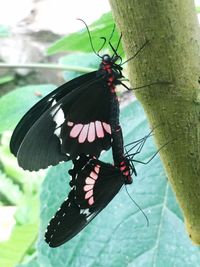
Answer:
102;54;111;63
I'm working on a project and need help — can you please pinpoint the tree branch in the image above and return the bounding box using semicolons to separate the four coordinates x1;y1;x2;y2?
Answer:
109;0;200;244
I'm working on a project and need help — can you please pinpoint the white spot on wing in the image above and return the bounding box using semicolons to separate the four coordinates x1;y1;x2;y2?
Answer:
51;99;57;106
80;208;91;216
52;104;65;139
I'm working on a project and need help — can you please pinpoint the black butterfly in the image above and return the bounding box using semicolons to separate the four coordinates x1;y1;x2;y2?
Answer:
44;130;153;247
10;20;149;171
44;154;132;247
10;35;125;171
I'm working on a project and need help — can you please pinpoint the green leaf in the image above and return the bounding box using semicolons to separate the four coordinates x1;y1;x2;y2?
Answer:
0;170;23;205
0;223;38;267
0;131;45;187
47;12;124;57
59;53;100;81
0;84;56;133
0;75;14;85
37;101;200;267
16;259;41;267
15;194;40;225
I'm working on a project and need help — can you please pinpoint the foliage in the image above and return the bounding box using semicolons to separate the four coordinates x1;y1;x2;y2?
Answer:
0;223;38;267
47;12;124;57
59;53;100;81
0;84;56;134
0;75;14;85
0;129;44;267
0;85;55;267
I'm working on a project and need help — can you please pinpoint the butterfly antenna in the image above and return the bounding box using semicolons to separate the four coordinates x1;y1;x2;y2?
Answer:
97;37;107;55
125;132;151;156
125;186;149;227
77;18;101;58
109;33;123;63
97;24;116;55
125;123;164;153
108;24;116;43
114;33;122;54
129;138;175;165
127;137;147;155
121;40;149;66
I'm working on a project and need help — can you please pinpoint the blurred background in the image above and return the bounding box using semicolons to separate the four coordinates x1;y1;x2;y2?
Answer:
0;1;200;267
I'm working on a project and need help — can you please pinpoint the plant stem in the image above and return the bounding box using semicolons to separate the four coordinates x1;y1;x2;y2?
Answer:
0;63;95;73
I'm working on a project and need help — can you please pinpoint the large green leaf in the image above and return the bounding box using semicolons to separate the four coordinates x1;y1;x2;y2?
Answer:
59;53;100;81
37;100;200;267
0;223;38;267
0;84;56;133
16;259;41;267
47;12;124;57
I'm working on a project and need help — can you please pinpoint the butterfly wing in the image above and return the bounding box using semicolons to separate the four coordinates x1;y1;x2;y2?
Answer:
16;77;112;171
60;79;112;158
45;156;124;247
10;72;97;156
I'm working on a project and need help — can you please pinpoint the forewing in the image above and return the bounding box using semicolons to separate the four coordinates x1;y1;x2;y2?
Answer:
10;72;97;156
16;77;112;171
60;81;112;158
45;157;124;247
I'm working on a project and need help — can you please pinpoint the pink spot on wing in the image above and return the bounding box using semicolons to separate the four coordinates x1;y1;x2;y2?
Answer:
88;197;94;205
85;190;93;199
94;166;100;174
84;184;94;191
95;121;104;138
87;122;95;142
70;124;83;138
78;124;89;143
67;121;74;127
86;177;95;184
90;171;98;180
102;122;111;134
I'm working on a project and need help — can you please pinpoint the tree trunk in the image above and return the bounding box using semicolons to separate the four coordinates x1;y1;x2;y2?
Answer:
109;0;200;245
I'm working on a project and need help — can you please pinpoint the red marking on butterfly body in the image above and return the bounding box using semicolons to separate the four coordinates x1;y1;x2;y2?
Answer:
119;160;132;183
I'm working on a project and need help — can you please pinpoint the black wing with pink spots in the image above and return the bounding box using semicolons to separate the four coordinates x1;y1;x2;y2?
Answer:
45;155;127;247
11;54;124;171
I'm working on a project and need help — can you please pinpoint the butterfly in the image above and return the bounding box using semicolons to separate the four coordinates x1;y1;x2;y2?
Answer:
10;19;149;171
10;33;126;171
44;131;152;247
44;154;132;247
